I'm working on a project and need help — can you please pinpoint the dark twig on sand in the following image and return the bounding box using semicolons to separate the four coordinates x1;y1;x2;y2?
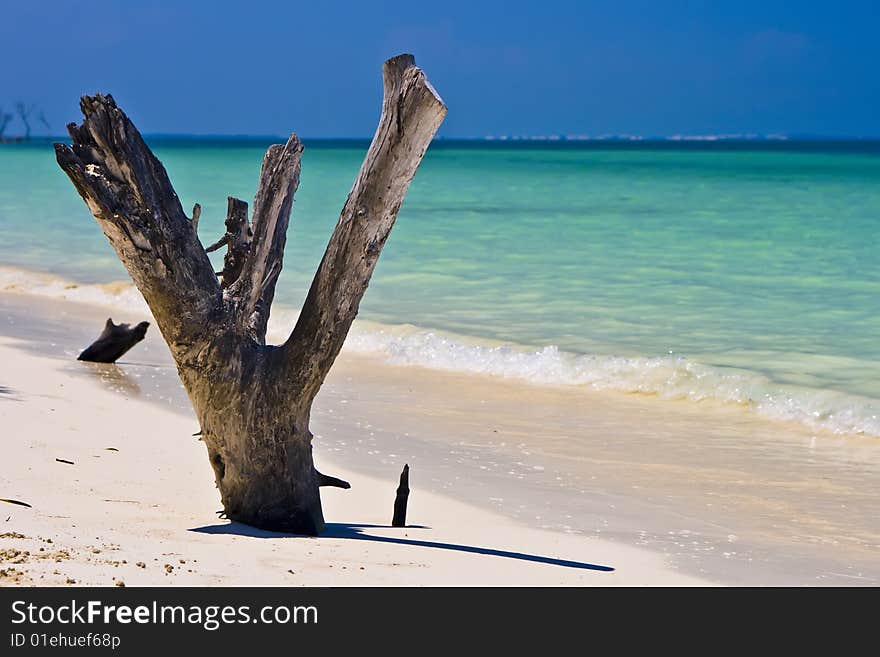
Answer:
392;464;410;527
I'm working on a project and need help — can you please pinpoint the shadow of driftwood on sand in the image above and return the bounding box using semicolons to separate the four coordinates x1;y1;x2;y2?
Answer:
77;362;142;397
0;385;21;401
190;521;615;572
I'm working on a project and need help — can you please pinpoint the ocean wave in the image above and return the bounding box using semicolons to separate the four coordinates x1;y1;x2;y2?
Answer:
4;267;878;437
342;325;880;437
0;267;149;314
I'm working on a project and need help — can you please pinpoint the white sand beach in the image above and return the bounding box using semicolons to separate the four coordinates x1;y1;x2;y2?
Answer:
2;287;879;586
0;292;713;586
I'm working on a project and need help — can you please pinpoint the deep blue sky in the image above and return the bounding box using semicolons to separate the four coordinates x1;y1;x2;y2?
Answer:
1;0;877;138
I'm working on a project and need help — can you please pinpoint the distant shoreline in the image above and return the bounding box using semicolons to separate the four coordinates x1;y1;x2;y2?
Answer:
7;135;880;151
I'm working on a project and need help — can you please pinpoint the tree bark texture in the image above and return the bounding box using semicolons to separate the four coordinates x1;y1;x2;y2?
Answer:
55;54;446;534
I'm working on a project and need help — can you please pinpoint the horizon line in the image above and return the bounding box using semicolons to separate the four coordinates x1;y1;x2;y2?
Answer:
12;133;880;143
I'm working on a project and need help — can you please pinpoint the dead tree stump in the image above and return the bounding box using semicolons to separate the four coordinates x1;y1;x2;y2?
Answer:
55;54;446;535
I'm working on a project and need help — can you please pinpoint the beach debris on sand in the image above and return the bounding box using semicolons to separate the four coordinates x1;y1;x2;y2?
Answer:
77;318;149;363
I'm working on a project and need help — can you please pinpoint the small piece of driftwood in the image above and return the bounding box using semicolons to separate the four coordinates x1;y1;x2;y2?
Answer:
392;464;410;527
316;470;351;489
77;318;149;363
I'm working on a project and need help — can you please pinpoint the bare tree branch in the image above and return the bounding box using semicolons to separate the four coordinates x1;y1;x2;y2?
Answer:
0;109;12;138
15;102;34;139
225;136;302;342
282;54;447;404
54;94;222;357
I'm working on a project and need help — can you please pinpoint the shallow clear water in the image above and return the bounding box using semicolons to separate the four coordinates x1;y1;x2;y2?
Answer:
1;138;879;435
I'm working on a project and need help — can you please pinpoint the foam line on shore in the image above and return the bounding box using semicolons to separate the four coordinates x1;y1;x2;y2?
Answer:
3;266;877;438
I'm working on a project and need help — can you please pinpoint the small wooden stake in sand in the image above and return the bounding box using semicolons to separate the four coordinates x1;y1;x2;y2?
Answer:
392;464;410;527
78;318;149;363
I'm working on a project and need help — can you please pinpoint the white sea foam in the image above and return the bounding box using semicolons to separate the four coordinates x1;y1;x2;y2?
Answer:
341;324;880;437
0;267;149;315
4;267;878;438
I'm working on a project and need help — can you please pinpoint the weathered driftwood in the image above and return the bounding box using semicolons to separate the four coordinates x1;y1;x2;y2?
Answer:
316;470;351;489
55;54;446;535
77;318;149;363
205;197;251;288
392;464;410;527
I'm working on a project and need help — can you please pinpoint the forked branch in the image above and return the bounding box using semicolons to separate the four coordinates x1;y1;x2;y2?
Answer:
54;56;446;535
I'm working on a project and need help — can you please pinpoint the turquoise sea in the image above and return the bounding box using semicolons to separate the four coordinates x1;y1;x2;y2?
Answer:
1;138;879;436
